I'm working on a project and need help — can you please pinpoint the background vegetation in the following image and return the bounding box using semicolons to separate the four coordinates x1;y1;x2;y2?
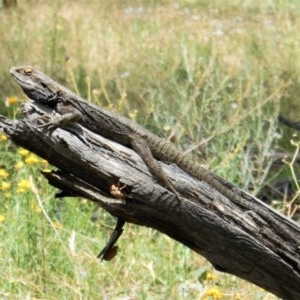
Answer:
0;0;299;298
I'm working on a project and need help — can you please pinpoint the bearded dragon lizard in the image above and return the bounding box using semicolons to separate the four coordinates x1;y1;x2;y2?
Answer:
10;65;300;249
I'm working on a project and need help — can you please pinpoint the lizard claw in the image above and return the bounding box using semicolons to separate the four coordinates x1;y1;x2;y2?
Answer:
36;113;61;130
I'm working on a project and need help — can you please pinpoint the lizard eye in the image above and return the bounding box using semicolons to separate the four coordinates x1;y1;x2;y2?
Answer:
23;67;33;76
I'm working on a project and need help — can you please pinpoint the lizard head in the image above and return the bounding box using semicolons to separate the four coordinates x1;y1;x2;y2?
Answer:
10;66;58;104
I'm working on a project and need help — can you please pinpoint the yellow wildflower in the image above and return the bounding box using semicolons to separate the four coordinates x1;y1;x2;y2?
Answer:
0;134;8;141
18;149;29;156
30;201;41;213
40;159;49;165
25;154;40;165
15;161;24;170
0;169;9;178
81;198;88;204
0;215;5;223
1;181;11;191
5;96;19;107
53;221;63;229
204;287;223;299
129;109;138;120
206;272;217;281
17;179;31;193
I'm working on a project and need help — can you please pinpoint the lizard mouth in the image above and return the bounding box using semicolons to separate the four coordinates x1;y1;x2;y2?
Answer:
10;66;29;81
10;66;58;105
10;68;37;91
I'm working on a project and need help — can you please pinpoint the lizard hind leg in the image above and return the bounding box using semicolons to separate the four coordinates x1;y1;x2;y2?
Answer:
130;135;181;200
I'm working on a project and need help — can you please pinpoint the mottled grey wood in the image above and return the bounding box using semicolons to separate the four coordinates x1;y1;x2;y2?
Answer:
0;102;299;300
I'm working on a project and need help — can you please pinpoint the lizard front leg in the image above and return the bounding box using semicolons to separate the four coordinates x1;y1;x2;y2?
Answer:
130;134;181;200
38;105;82;130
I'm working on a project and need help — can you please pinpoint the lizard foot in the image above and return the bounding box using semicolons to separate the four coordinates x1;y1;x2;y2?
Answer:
37;113;61;130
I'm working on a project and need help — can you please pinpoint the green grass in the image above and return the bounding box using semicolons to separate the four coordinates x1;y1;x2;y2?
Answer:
0;0;299;298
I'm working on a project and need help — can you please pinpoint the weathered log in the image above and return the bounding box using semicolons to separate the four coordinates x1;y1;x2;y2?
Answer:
0;102;299;300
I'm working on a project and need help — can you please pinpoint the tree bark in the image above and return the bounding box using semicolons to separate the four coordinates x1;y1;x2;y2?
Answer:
0;102;299;300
